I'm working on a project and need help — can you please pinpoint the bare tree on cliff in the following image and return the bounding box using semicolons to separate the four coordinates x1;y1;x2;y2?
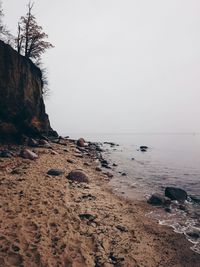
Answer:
0;1;13;44
16;1;53;61
0;1;5;36
0;1;3;31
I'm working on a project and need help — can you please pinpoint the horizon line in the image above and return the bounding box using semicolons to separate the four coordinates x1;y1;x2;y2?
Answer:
64;132;200;135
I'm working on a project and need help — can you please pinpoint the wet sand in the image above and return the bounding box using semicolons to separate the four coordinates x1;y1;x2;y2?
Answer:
0;139;200;266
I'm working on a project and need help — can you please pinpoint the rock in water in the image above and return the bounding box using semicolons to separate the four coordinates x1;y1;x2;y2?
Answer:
101;159;109;165
189;195;200;204
105;172;113;178
47;169;64;176
77;138;85;147
165;187;187;201
186;229;200;240
67;170;89;183
148;194;163;205
101;162;111;169
147;194;171;206
140;146;148;152
20;149;38;160
140;146;148;150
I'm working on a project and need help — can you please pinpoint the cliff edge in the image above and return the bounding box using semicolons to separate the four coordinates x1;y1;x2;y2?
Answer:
0;40;56;140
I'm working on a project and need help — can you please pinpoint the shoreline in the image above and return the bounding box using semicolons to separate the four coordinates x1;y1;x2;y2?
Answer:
0;138;200;266
102;141;200;255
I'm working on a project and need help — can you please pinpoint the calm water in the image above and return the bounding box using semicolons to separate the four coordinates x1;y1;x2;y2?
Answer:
70;133;200;253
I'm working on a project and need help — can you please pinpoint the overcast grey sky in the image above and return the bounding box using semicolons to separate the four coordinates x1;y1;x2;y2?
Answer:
3;0;200;134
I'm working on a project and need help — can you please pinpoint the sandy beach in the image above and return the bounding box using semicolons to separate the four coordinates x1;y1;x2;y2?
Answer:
0;138;200;267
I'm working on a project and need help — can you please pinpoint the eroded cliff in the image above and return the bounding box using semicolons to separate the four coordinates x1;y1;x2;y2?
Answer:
0;40;56;140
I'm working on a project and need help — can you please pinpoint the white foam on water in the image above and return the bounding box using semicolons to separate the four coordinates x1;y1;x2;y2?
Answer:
147;209;200;254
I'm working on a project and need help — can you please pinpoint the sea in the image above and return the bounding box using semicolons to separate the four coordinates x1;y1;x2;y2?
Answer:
69;133;200;254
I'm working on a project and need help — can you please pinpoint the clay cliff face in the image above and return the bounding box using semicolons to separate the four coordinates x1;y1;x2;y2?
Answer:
0;40;56;140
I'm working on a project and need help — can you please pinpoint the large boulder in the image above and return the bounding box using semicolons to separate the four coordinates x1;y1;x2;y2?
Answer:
165;187;187;201
67;170;89;183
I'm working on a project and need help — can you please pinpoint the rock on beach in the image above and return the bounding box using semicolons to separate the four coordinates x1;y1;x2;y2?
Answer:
67;170;89;183
77;138;85;147
28;138;38;147
20;149;38;160
47;169;65;176
0;150;13;158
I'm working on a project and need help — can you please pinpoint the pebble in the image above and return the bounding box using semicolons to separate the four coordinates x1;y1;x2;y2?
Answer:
116;225;128;232
112;163;118;167
51;150;59;155
84;162;91;166
47;169;65;176
105;172;113;178
67;159;74;164
95;167;102;172
79;213;96;221
74;153;83;158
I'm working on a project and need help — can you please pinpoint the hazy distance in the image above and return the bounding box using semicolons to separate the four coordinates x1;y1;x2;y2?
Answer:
3;0;200;135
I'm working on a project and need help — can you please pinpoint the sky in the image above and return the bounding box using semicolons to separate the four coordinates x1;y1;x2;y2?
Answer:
2;0;200;134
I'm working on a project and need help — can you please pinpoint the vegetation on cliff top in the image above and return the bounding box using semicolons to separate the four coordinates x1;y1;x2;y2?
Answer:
0;0;12;44
0;0;53;96
0;0;53;61
16;2;53;62
0;1;55;139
